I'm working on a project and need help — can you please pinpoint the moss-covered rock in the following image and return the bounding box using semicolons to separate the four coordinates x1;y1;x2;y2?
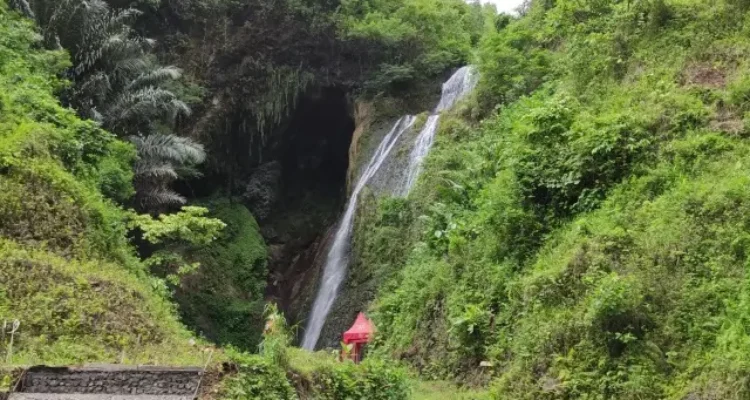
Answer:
177;198;268;350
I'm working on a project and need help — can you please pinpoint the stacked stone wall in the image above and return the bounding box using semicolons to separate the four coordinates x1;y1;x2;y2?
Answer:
18;366;202;396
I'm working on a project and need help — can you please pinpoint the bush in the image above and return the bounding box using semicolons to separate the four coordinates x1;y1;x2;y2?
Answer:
221;312;409;400
175;198;268;351
337;0;477;93
350;1;750;397
476;19;552;111
312;358;409;400
221;354;297;400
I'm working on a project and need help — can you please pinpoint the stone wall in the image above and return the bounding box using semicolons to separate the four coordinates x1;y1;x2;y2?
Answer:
18;366;202;396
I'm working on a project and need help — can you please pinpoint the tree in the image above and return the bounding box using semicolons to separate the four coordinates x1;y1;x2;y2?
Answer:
130;134;205;210
128;205;226;285
10;0;201;212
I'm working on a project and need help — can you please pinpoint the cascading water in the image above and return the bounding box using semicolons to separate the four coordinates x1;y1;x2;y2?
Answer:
302;66;478;350
302;115;417;350
400;66;478;195
400;115;440;194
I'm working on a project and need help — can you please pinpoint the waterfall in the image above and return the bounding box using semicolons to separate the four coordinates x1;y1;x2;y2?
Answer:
435;66;479;114
400;115;440;194
302;115;417;350
400;66;478;195
302;66;478;350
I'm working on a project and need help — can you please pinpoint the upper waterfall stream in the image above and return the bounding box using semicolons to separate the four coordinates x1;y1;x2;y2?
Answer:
302;66;477;350
400;66;479;195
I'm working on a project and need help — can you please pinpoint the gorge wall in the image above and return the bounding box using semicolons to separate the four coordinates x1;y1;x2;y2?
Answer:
172;86;358;351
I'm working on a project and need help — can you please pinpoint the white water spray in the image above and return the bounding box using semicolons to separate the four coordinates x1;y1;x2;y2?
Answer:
302;115;416;350
400;66;478;195
302;67;477;350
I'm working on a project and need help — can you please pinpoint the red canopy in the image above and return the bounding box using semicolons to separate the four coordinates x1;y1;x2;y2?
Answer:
343;312;375;344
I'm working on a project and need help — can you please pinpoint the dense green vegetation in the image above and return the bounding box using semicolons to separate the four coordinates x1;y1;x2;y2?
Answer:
0;2;203;365
13;0;206;212
9;0;750;398
220;306;409;400
177;199;268;350
349;0;750;398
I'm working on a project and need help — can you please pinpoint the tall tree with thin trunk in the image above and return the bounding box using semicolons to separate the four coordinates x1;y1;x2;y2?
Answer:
10;0;203;211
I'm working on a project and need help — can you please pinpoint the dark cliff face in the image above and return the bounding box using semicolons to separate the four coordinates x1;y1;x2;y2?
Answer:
250;87;355;320
278;87;354;205
168;85;355;349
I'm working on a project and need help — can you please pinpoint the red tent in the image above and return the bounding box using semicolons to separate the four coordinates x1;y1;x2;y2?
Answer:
343;312;374;344
341;313;374;363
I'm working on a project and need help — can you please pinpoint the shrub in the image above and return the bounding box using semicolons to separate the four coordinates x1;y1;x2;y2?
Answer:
175;198;268;351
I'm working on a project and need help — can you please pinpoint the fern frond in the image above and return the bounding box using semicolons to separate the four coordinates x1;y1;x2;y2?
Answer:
170;98;192;118
126;66;183;91
129;134;206;165
105;87;179;125
173;165;203;179
105;7;142;34
138;188;187;208
76;71;111;103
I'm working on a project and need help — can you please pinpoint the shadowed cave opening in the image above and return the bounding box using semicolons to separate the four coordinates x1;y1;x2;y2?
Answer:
279;86;354;202
261;86;355;323
173;86;355;351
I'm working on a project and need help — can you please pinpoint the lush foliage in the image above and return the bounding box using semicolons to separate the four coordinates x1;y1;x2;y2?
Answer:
16;0;750;397
337;0;487;91
130;133;206;210
0;240;203;365
175;199;268;351
0;1;135;265
0;2;202;366
10;0;205;211
129;205;226;284
220;308;409;400
345;0;750;398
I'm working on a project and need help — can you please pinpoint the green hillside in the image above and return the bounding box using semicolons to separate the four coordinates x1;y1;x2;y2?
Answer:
354;0;750;397
6;0;750;398
0;2;201;366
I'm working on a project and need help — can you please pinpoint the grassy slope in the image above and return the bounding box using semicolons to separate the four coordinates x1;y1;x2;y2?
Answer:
352;1;750;398
410;380;489;400
0;4;200;366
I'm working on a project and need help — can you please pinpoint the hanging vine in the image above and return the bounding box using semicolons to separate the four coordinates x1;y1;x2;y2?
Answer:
253;65;316;141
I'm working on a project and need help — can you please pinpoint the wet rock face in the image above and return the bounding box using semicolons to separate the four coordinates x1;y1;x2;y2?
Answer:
257;88;355;323
243;161;282;221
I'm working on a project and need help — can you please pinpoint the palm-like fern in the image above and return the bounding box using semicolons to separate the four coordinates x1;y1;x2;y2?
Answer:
130;134;206;210
11;0;201;211
105;85;191;133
